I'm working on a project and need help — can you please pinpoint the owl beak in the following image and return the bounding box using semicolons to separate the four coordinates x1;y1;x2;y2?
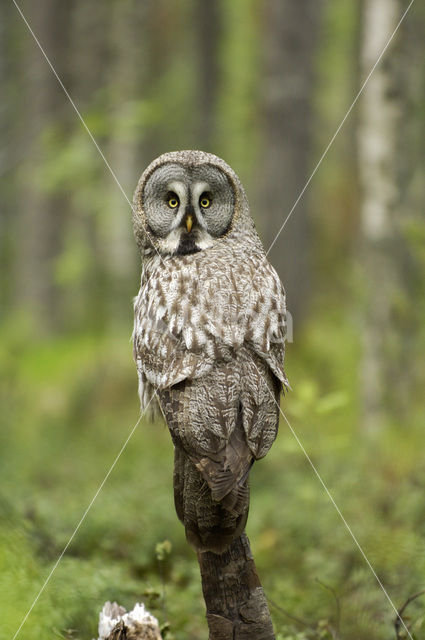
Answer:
185;214;193;233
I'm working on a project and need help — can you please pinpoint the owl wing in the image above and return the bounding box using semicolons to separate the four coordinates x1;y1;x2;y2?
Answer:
242;254;289;390
158;359;251;495
157;346;281;553
224;254;287;461
239;345;281;460
158;358;253;550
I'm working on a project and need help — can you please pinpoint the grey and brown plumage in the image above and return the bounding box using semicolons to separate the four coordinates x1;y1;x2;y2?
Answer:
132;150;288;553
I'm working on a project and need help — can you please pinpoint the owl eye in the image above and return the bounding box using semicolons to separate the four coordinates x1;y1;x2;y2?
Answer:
199;193;212;209
167;193;180;209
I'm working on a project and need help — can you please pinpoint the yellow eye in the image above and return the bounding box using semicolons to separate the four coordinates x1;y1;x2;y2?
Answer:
167;194;179;208
200;194;211;208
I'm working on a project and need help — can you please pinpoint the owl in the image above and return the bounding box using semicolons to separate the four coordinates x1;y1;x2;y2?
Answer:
132;150;288;554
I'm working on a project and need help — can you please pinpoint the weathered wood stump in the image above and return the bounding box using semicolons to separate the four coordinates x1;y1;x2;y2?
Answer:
198;533;275;639
97;602;163;640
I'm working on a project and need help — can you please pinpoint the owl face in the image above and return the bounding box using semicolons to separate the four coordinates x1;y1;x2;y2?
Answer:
141;162;236;255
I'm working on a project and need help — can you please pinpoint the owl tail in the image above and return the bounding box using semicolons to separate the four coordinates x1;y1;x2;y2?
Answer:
173;447;250;554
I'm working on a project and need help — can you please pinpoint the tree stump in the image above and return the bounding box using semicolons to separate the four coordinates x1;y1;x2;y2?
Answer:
97;602;163;640
198;533;275;639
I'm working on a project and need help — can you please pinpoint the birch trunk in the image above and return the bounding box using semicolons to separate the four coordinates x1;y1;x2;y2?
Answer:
105;0;144;326
357;0;402;432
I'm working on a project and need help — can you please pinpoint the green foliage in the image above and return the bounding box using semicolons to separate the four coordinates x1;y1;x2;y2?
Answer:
156;540;172;562
0;326;204;639
1;301;425;638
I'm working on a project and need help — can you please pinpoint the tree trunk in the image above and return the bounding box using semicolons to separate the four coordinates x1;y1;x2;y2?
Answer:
105;0;144;326
257;0;322;327
389;1;425;411
195;0;220;150
16;0;72;333
357;0;403;432
0;0;19;315
66;0;111;332
198;533;275;640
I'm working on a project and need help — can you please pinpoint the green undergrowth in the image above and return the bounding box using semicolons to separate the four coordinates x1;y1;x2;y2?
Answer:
0;306;424;639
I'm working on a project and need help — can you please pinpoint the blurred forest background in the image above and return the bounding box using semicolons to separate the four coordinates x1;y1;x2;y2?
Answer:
1;1;425;639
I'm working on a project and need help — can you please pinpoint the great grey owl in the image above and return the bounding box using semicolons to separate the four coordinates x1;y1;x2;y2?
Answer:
132;150;288;554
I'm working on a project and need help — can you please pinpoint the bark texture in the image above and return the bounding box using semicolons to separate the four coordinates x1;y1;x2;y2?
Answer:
198;533;275;640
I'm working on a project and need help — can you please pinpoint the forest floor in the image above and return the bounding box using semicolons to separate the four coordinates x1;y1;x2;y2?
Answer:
1;306;424;640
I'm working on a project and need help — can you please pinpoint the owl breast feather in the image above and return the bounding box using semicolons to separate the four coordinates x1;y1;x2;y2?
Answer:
133;247;288;393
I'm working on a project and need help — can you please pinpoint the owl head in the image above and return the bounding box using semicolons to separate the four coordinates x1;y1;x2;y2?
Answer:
133;150;257;256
